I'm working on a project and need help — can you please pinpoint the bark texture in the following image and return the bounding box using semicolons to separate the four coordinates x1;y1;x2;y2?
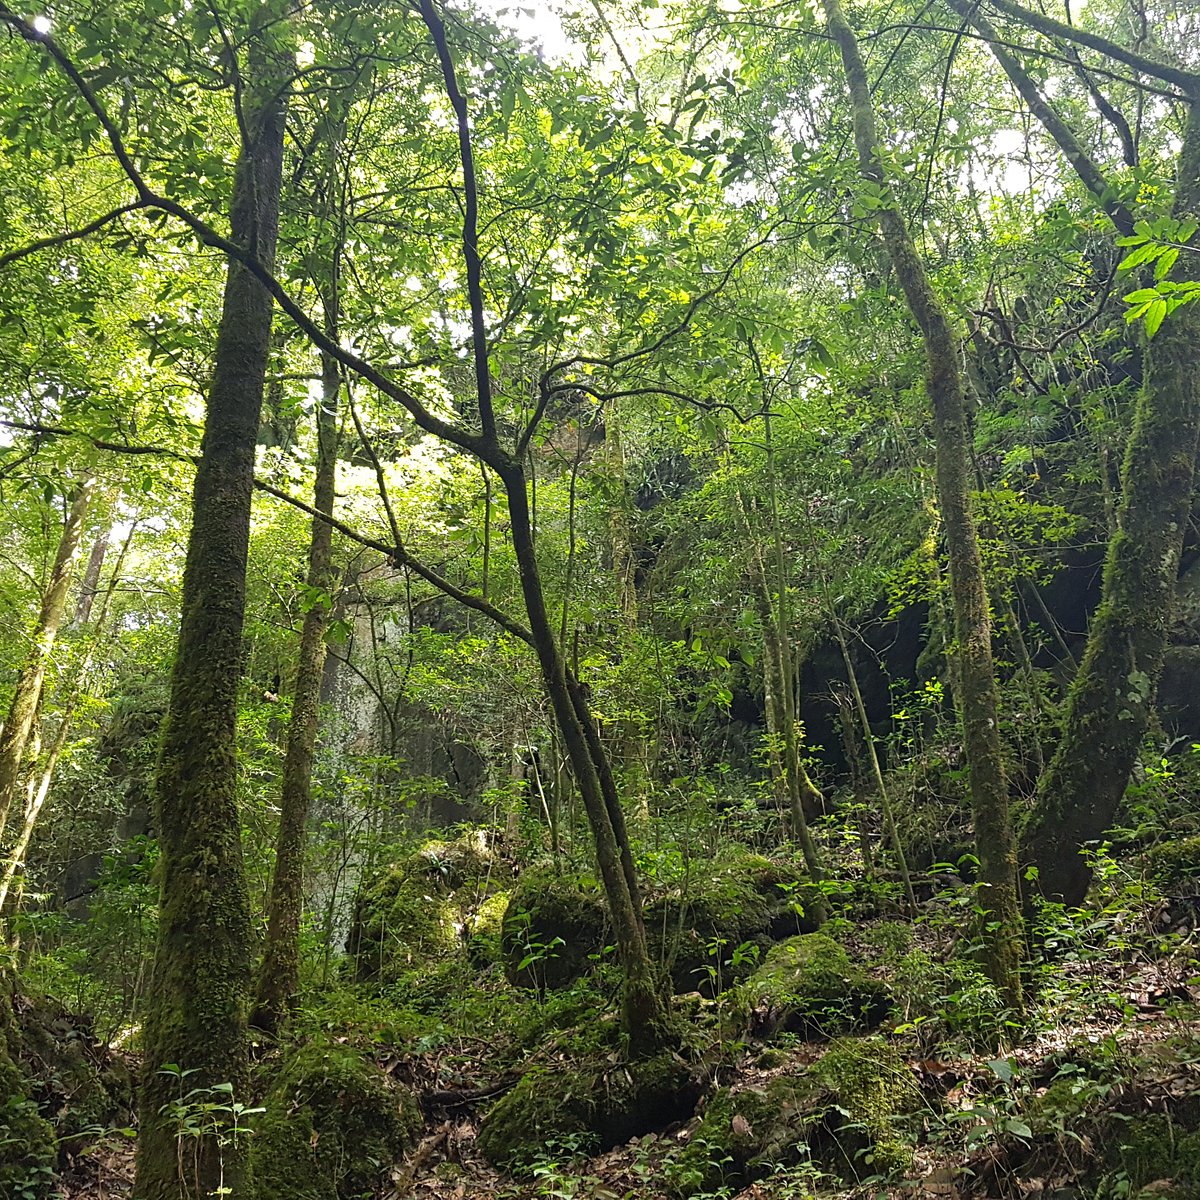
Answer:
824;0;1023;1006
134;11;288;1197
0;473;94;844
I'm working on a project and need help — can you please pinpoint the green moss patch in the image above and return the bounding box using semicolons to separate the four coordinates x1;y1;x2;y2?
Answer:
500;867;608;991
668;1037;919;1197
645;852;822;995
350;832;508;982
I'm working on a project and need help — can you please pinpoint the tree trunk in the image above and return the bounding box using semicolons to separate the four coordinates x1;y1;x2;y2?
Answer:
71;521;111;628
502;461;670;1051
134;10;288;1197
252;344;339;1034
824;0;1023;1008
0;520;135;917
0;473;94;845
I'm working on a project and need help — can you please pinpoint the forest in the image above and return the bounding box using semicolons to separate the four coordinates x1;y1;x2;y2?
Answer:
0;0;1198;1195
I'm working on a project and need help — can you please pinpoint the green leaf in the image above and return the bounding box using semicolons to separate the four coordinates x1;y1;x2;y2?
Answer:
1145;298;1167;338
987;1057;1015;1082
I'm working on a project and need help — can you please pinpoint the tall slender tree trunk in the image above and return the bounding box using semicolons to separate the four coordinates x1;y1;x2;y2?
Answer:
746;543;826;895
134;10;289;1197
0;473;94;844
0;521;135;918
824;0;1023;1007
71;521;111;628
252;344;339;1034
503;463;670;1051
419;0;669;1050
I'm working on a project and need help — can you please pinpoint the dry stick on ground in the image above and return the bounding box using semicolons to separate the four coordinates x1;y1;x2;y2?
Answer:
824;0;1023;1008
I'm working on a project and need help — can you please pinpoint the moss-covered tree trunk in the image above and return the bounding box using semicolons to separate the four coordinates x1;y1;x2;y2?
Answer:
1026;106;1200;904
252;343;339;1034
0;472;94;845
746;542;826;897
134;11;289;1198
953;4;1200;905
824;0;1023;1007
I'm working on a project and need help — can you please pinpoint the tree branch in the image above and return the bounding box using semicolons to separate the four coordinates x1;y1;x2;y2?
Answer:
0;2;498;466
0;201;151;269
982;0;1200;92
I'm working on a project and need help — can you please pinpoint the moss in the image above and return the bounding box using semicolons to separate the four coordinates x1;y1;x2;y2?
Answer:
500;868;608;990
467;889;511;965
669;1039;920;1197
1112;1114;1200;1197
646;852;822;995
813;1037;920;1175
0;976;56;1198
13;991;133;1146
1145;837;1200;886
734;933;893;1039
478;1051;699;1174
253;1038;420;1200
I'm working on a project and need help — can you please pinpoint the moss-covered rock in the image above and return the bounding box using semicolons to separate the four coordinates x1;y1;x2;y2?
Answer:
1145;837;1200;886
668;1038;919;1197
735;933;893;1039
350;832;507;982
500;868;608;990
646;852;822;995
1114;1113;1200;1197
478;1051;700;1174
667;1071;830;1197
253;1038;420;1200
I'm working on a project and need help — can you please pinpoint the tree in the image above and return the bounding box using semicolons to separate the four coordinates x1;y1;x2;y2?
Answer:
127;4;290;1192
956;0;1200;907
823;0;1024;1007
0;473;95;844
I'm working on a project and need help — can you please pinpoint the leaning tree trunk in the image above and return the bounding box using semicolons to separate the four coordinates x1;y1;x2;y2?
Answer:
134;11;288;1199
953;4;1200;906
824;0;1023;1008
503;462;671;1052
252;340;339;1034
0;472;94;845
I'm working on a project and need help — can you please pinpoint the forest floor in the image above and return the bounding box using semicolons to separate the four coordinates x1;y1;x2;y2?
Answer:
56;905;1200;1200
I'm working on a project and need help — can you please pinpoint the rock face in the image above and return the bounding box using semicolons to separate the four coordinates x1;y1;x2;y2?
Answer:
253;1038;421;1200
734;932;894;1039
